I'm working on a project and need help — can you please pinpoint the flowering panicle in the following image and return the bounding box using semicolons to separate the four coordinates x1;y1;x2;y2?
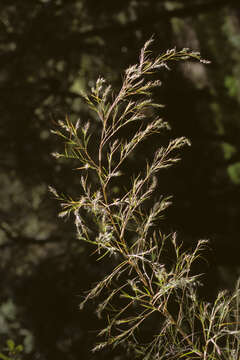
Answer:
50;39;240;360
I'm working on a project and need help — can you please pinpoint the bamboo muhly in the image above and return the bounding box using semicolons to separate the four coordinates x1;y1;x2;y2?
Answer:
50;39;240;359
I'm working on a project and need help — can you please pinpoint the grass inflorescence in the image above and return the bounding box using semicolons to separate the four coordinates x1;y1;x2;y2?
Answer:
50;38;240;359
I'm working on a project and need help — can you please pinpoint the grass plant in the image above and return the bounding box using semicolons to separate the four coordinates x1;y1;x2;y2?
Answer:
50;38;240;359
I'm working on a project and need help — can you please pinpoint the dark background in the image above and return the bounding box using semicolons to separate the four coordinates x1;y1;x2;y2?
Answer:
1;0;240;358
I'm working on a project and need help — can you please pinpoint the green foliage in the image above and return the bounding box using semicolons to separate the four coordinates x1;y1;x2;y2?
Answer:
227;162;240;185
51;40;240;359
0;340;23;360
0;300;34;358
224;75;239;98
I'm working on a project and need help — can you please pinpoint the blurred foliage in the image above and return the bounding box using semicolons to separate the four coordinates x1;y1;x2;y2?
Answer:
1;0;240;358
0;339;24;360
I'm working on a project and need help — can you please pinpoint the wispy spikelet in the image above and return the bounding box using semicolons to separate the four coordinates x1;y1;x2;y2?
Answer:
48;185;58;197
